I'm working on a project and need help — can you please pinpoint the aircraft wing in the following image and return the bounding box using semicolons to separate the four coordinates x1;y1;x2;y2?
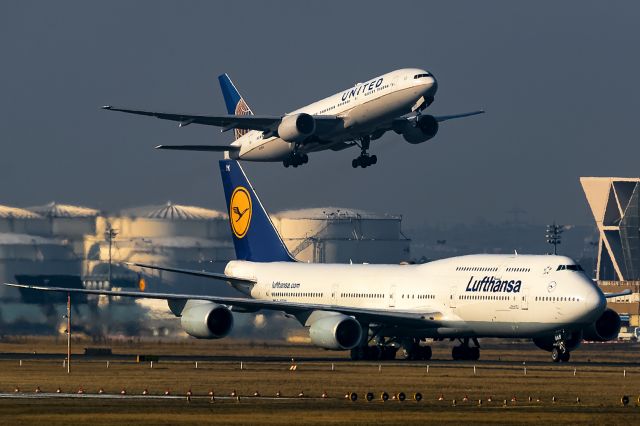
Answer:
103;106;281;131
4;283;441;328
433;110;485;122
604;289;632;298
102;106;343;135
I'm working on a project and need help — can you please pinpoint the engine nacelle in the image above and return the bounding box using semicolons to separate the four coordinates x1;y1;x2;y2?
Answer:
180;301;234;339
277;113;316;143
402;115;439;144
308;314;362;350
533;330;582;352
583;308;621;341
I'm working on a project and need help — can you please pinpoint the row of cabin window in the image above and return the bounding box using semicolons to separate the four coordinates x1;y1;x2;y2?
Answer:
402;294;435;299
273;292;323;298
535;296;580;302
505;267;531;272
456;266;499;272
460;295;511;301
341;293;383;299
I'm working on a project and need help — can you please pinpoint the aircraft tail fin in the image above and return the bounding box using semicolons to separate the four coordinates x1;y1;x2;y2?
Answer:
218;73;254;140
219;159;296;262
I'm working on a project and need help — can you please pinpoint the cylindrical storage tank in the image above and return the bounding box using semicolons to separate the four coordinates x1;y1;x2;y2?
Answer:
272;207;410;264
0;205;49;235
27;202;99;239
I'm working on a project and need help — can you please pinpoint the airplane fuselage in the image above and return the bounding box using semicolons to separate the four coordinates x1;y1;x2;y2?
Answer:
229;68;437;161
225;254;606;339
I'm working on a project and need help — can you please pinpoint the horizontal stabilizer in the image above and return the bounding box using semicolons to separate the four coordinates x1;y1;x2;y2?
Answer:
155;145;240;152
125;262;255;285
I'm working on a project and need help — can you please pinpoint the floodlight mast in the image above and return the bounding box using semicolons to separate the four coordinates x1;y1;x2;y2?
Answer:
546;222;563;255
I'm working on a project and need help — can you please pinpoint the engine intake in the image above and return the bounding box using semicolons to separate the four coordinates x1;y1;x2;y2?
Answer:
583;308;621;342
309;314;362;350
401;115;439;144
277;113;316;143
180;301;234;339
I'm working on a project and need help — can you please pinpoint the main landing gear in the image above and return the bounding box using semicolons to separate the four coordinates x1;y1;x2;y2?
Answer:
350;345;398;361
400;339;432;361
451;337;480;361
351;136;377;168
283;153;308;168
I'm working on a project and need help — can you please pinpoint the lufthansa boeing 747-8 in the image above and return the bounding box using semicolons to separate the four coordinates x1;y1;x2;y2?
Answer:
102;68;483;168
6;161;628;362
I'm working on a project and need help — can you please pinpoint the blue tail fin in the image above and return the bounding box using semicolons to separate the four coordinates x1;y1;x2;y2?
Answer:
219;160;295;262
217;73;254;140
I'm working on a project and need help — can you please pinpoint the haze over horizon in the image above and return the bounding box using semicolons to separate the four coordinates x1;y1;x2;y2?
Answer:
2;1;639;228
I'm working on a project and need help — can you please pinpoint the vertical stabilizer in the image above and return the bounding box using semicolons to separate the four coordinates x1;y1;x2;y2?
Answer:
218;73;254;140
219;159;295;262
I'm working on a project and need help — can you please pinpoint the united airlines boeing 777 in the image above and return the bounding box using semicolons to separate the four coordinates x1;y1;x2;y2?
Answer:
6;160;627;362
103;68;483;168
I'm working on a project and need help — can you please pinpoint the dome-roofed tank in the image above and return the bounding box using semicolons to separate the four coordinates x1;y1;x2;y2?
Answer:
27;202;100;239
272;207;409;264
28;202;100;218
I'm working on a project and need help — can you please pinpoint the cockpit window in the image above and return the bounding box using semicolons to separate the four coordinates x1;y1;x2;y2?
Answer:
557;264;584;271
414;73;430;79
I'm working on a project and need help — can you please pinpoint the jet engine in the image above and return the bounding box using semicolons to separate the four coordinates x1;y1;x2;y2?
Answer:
582;308;621;341
308;314;362;350
401;115;439;144
180;301;234;339
277;113;316;143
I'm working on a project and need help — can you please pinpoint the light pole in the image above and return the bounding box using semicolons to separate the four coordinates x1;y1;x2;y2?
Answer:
546;222;563;255
104;227;118;286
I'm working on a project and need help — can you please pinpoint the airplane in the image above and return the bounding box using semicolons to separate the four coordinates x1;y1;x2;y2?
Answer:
5;160;629;362
102;68;483;168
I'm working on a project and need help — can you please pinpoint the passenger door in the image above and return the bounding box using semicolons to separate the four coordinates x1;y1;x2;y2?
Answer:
388;284;396;308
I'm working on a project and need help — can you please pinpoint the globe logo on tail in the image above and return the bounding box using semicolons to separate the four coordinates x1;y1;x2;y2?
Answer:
230;186;252;238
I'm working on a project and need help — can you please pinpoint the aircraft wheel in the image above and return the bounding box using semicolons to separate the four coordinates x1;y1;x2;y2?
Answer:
551;347;561;363
302;154;309;164
350;347;365;361
452;346;462;360
370;155;377;165
352;159;358;168
560;351;570;362
368;345;382;360
470;347;480;361
420;346;432;361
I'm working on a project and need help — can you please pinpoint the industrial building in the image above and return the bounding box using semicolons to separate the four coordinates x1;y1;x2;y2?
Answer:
0;200;410;336
581;177;640;327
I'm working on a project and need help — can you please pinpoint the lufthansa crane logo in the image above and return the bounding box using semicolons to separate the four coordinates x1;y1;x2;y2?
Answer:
230;186;252;238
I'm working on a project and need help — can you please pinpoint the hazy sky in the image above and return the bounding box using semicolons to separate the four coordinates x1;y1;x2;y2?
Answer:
1;1;639;228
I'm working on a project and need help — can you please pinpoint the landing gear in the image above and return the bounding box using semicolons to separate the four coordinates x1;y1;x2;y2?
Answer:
349;345;397;361
400;339;432;361
352;155;377;168
283;153;308;168
451;338;481;361
551;346;571;363
351;136;377;168
550;331;573;363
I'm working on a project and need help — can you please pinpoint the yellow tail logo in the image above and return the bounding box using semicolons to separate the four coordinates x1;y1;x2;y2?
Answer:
229;186;252;238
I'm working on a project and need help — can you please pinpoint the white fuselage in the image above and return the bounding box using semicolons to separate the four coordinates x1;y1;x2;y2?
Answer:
228;68;437;161
225;254;606;339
